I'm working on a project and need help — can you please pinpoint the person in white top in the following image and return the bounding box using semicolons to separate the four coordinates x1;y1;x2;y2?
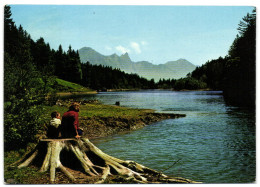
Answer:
47;111;61;138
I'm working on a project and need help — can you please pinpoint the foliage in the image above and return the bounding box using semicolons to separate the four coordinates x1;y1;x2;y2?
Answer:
157;79;176;89
81;62;156;90
174;77;207;90
223;8;256;107
4;102;46;150
190;56;227;90
4;5;53;150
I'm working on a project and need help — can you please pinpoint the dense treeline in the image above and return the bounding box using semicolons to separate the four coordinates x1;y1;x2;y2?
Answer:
190;56;227;90
81;62;157;90
4;6;86;149
223;9;256;107
5;5;50;149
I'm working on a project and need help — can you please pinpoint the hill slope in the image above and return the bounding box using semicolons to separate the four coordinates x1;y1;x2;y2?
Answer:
79;47;196;81
54;78;94;93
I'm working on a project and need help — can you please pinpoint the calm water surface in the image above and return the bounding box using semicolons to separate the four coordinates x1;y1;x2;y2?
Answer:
83;90;255;183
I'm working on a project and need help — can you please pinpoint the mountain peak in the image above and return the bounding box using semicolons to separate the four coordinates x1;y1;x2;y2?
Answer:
78;46;196;81
80;47;95;51
121;52;129;56
177;58;186;61
120;52;131;62
111;53;118;57
79;47;103;56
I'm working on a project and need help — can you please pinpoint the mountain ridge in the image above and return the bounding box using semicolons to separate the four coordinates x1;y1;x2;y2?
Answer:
78;47;196;81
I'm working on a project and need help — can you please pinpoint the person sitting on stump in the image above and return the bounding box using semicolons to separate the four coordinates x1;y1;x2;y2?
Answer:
47;111;61;138
60;102;83;139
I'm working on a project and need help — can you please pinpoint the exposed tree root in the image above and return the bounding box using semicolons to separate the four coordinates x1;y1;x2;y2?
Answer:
12;138;200;184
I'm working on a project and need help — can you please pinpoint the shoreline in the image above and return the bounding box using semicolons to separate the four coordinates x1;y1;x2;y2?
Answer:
81;112;186;140
174;88;214;91
41;100;186;140
57;88;216;93
5;101;187;184
60;100;186;140
56;89;220;98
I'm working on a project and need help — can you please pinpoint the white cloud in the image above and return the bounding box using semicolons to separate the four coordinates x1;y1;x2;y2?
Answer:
115;41;146;55
130;42;141;54
115;45;130;54
141;41;148;46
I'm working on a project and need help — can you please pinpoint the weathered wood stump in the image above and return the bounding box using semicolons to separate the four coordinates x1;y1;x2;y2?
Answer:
12;138;199;184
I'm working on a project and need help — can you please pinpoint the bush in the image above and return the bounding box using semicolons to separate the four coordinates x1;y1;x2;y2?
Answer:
174;77;207;90
4;93;46;150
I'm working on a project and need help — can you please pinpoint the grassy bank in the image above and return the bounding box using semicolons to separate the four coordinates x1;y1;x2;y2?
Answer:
54;78;97;95
42;101;154;121
41;101;185;139
5;101;185;184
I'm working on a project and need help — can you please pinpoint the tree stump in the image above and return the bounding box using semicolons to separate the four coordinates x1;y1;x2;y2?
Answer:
12;138;199;184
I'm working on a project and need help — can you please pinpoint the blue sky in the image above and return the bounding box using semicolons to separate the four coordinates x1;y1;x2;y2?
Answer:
9;5;254;66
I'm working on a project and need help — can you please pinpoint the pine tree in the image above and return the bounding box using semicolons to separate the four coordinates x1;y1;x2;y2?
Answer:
223;8;256;107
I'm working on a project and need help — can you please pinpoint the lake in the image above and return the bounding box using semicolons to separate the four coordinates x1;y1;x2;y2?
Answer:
82;90;255;183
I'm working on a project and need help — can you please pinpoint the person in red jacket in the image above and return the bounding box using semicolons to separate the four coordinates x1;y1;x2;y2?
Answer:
60;102;83;138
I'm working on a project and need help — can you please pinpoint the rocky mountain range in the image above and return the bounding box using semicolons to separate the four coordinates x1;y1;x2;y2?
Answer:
78;47;196;81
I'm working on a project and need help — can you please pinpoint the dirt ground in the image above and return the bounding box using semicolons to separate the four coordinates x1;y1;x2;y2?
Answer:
80;112;185;140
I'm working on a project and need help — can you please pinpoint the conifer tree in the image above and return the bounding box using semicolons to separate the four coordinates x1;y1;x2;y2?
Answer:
223;8;256;107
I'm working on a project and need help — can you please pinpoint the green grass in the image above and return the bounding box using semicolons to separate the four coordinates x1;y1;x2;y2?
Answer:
55;78;93;92
42;103;153;120
79;103;153;118
4;150;48;184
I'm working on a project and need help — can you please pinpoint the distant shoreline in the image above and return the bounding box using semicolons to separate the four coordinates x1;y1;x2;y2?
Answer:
102;88;216;92
57;88;218;96
176;88;214;91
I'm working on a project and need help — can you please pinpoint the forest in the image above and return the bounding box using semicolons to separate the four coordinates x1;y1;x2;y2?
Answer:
190;8;256;107
4;5;256;149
